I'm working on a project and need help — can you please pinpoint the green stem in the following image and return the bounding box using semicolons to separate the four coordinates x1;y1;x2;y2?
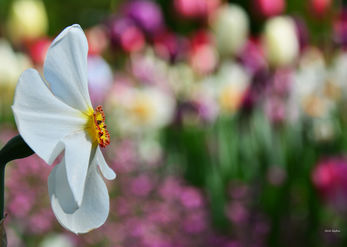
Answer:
0;164;4;219
0;135;34;221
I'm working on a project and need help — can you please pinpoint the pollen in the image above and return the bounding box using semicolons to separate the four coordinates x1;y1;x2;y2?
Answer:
85;105;110;147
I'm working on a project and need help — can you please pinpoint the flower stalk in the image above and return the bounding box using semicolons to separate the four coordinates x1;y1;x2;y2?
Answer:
0;165;4;220
0;135;34;246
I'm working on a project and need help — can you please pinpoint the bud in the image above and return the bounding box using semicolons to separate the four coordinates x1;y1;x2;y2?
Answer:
263;16;299;67
7;0;48;43
210;4;249;56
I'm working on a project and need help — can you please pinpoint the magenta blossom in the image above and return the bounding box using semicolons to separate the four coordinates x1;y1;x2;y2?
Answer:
123;0;164;35
312;157;347;213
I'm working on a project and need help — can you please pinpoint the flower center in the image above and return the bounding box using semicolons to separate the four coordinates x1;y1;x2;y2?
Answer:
85;105;110;147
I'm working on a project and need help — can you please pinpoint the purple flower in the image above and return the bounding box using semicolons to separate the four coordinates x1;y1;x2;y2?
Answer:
293;17;309;52
108;17;145;52
154;31;188;63
334;9;347;48
265;96;286;124
123;0;164;35
238;40;267;76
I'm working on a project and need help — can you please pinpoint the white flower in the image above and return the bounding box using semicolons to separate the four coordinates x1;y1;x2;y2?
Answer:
311;118;337;143
263;16;299;67
0;39;31;87
216;62;250;114
210;4;249;56
40;234;75;247
7;0;48;43
12;24;116;234
329;52;347;99
107;84;175;134
289;47;334;119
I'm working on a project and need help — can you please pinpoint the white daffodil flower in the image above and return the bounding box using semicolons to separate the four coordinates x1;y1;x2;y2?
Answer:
12;24;116;234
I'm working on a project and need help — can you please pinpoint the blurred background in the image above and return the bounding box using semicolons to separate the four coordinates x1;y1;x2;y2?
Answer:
1;0;347;246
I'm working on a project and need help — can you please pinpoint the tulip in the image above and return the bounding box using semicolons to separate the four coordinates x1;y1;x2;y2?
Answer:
189;31;218;75
7;0;48;43
253;0;286;18
154;31;188;62
0;39;31;117
108;17;145;53
312;157;347;213
174;0;220;19
217;62;251;114
333;9;347;48
86;25;109;56
263;16;299;67
310;0;332;17
123;0;164;35
210;4;249;56
27;37;51;65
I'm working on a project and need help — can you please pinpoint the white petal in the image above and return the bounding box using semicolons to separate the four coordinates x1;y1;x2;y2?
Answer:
12;69;86;164
44;24;92;112
48;160;109;234
62;132;92;207
94;146;116;180
48;161;79;214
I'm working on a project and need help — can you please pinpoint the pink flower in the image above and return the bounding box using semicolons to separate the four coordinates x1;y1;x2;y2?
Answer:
180;187;203;209
252;0;286;18
225;202;249;224
189;31;218;75
28;210;54;234
309;0;332;17
130;175;153;197
109;17;145;52
174;0;220;19
312;157;347;213
27;37;51;65
183;211;207;233
154;31;188;62
159;177;182;201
